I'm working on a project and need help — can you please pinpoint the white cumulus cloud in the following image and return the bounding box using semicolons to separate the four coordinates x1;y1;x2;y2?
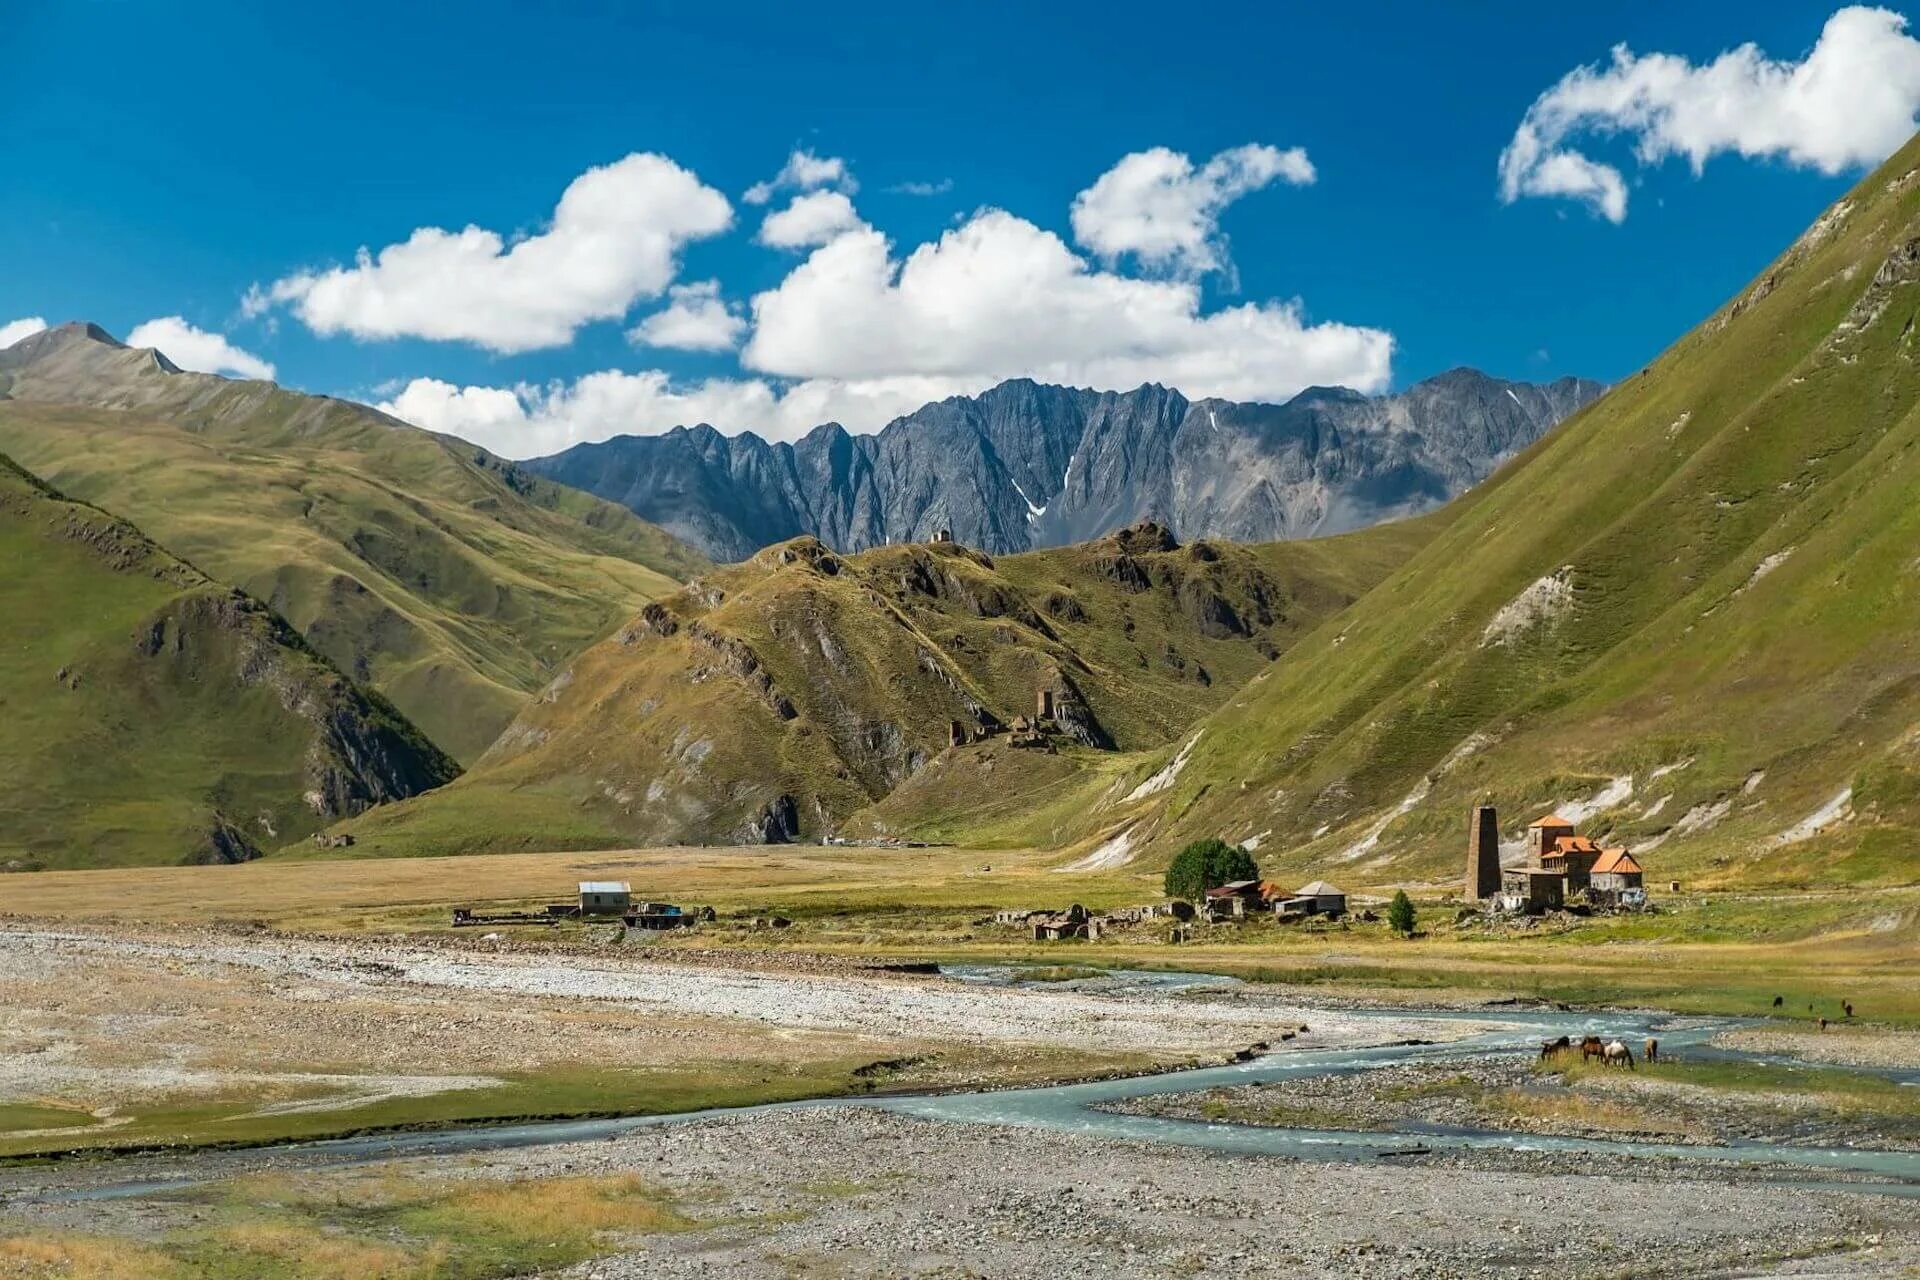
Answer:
740;209;1390;403
0;316;47;348
380;368;927;454
384;201;1391;458
1070;144;1315;277
385;205;1391;458
627;280;746;352
125;316;276;380
743;148;857;206
1500;6;1920;222
758;190;868;249
248;153;733;352
375;145;1389;460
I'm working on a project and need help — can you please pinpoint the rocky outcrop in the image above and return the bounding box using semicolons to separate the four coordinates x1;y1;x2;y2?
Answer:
527;371;1605;561
190;814;265;865
745;794;801;844
137;588;461;823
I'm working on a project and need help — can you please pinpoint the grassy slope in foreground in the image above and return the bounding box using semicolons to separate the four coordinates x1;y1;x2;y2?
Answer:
337;517;1437;856
0;454;457;868
0;324;707;762
1097;131;1920;890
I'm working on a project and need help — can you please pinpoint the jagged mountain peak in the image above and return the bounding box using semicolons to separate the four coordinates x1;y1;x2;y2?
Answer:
46;320;125;348
528;371;1604;562
1;319;185;382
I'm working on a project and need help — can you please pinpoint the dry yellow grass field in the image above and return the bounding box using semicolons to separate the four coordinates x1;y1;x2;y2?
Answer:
0;843;1116;930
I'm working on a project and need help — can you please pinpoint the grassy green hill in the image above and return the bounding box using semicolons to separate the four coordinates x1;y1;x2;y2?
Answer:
1087;132;1920;890
0;453;458;869
337;517;1436;855
0;324;706;761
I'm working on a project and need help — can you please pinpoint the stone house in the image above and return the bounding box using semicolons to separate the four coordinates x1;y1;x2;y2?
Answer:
1294;881;1347;917
1205;880;1262;920
1589;848;1644;894
1540;834;1604;892
1033;903;1090;940
1498;867;1566;914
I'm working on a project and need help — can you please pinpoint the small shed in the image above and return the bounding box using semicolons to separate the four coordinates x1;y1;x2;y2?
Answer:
578;880;632;916
1295;880;1347;917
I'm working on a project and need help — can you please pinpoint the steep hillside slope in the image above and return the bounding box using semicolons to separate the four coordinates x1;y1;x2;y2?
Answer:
527;371;1602;560
1094;134;1920;890
0;454;457;869
0;324;707;760
340;516;1437;855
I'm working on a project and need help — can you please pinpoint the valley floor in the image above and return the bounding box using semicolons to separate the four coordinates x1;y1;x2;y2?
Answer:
4;917;1920;1276
0;921;1468;1159
4;847;1920;1277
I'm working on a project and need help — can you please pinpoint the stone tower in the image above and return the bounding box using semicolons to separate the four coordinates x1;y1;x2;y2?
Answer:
1466;805;1502;900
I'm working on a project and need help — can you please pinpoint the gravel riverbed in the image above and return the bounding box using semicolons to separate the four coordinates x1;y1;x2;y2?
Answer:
9;1107;1914;1279
450;1109;1920;1277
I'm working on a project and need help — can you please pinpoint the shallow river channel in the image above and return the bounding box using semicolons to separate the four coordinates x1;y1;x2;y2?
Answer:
28;966;1920;1202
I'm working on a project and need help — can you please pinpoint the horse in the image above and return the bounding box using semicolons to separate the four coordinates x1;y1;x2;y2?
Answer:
1644;1037;1659;1064
1772;995;1784;1008
1844;1001;1855;1019
1539;1035;1572;1061
1603;1040;1636;1069
1818;1017;1829;1032
1580;1035;1606;1063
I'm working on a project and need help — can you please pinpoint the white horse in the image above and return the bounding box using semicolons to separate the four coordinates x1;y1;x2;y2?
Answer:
1602;1039;1636;1069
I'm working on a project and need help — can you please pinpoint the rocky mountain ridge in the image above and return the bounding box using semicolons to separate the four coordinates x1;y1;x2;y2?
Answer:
528;369;1604;561
337;515;1438;854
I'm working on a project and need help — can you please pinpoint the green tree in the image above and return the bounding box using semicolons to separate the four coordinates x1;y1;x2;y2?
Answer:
1163;838;1259;902
1388;889;1417;935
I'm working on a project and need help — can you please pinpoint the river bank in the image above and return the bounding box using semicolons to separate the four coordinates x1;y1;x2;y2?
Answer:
1104;1051;1920;1153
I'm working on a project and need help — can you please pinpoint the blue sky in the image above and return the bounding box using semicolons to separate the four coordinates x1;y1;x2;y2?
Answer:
5;2;1917;455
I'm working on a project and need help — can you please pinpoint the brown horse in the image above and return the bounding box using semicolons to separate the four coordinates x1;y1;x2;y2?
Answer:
1644;1037;1659;1064
1580;1035;1606;1063
1540;1035;1572;1061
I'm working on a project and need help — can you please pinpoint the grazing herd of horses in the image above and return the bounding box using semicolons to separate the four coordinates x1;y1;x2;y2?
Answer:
1538;1033;1655;1069
1538;997;1855;1071
1771;994;1855;1031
